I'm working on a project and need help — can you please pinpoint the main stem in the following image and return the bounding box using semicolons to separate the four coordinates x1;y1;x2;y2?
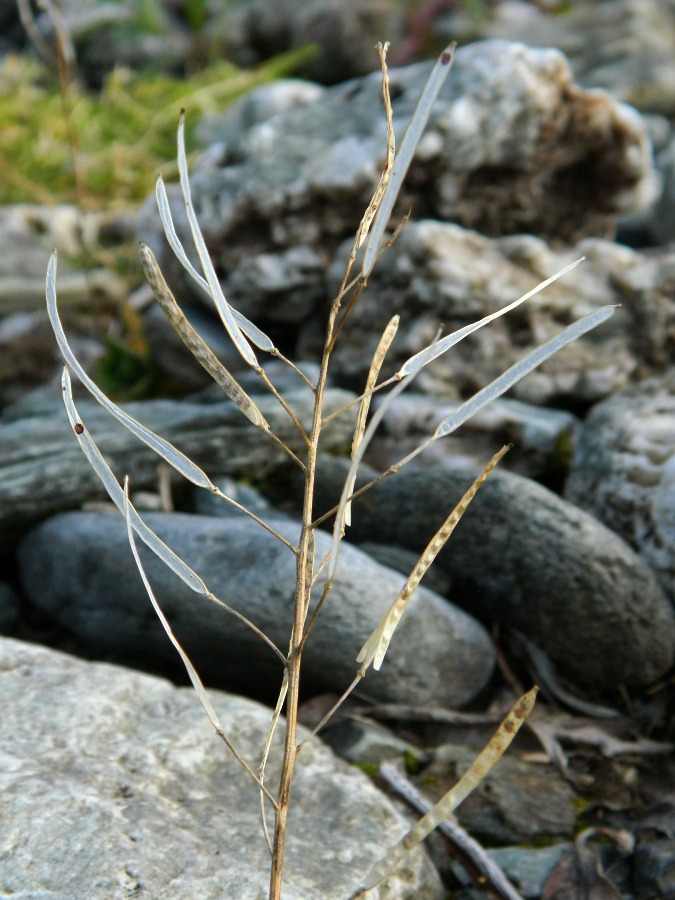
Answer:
268;300;343;899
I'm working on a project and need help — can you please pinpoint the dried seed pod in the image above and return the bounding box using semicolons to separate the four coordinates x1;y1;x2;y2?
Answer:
138;242;268;431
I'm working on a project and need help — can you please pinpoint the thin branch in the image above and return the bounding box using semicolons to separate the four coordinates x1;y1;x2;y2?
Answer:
123;477;278;808
352;688;538;897
211;485;298;555
296;673;364;755
60;368;288;666
378;761;525;900
259;671;289;856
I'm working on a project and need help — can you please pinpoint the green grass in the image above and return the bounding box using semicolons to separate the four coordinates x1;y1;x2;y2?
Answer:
0;46;314;209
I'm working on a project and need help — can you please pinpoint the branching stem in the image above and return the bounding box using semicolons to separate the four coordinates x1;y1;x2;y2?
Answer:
268;281;344;898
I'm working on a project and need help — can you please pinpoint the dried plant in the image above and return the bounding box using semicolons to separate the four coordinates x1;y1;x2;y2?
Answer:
46;42;618;898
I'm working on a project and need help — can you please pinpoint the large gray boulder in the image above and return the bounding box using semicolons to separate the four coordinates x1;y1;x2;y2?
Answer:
17;510;495;708
311;225;675;406
306;457;675;698
219;0;675;117
140;40;655;325
481;0;675;116
0;386;354;543
565;368;675;604
0;636;442;899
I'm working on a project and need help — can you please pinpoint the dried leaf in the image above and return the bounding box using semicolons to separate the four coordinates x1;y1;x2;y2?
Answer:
353;42;395;252
405;686;537;835
541;829;624;900
513;629;621;719
379;761;524;900
328;373;413;582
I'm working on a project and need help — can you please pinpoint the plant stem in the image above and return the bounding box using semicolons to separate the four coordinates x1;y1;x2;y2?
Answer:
268;293;343;899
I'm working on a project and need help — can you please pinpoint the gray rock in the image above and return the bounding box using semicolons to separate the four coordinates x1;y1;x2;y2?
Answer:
0;581;20;632
0;204;128;310
565;369;675;603
651;131;675;245
480;0;675;116
0;205;129;407
0;636;442;899
452;845;571;900
315;714;415;769
0;386;354;542
423;744;577;845
307;457;675;696
633;838;675;899
221;0;675;119
140;40;655;327
481;845;572;900
192;476;277;520
310;224;675;407
198;81;325;148
222;0;408;83
17;510;495;708
364;391;579;483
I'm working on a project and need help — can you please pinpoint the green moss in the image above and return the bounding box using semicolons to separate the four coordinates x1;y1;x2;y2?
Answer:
0;45;315;208
553;428;574;472
403;748;424;775
183;0;209;32
354;762;380;778
94;337;165;400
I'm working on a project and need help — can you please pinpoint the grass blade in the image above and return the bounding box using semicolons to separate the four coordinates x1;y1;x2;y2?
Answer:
353;42;396;253
156;175;275;353
60;367;207;593
156;174;208;290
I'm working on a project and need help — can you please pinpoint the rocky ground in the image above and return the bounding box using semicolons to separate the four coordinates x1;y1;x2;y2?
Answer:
1;2;674;898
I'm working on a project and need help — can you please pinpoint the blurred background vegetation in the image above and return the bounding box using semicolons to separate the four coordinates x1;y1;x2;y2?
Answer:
0;0;314;209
